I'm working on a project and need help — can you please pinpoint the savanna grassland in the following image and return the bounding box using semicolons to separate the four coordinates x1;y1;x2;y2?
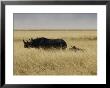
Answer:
13;30;97;75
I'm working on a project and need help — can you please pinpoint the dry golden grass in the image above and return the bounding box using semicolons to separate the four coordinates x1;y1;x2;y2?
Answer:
14;30;97;75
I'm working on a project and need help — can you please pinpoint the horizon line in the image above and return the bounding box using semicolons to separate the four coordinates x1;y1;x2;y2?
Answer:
14;29;97;31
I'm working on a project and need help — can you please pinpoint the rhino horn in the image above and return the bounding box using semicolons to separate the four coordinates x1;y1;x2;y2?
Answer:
23;40;26;43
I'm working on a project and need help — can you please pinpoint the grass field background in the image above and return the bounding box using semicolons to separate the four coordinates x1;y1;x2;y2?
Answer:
14;30;97;75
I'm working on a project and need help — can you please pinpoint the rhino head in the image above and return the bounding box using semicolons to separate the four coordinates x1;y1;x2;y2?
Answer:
23;39;31;48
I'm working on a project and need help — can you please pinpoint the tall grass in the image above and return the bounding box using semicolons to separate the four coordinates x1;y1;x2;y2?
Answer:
14;30;97;75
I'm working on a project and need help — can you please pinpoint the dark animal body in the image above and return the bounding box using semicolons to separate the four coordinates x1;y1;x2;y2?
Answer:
23;37;67;49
